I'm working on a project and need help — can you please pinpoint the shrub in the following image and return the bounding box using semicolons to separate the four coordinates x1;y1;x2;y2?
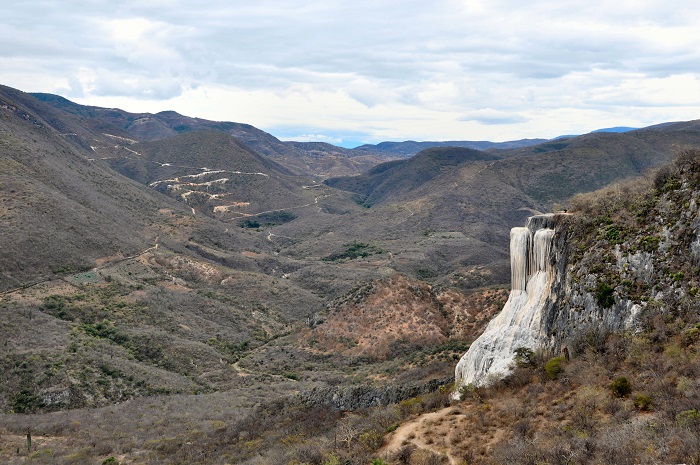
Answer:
12;388;42;413
238;219;261;228
604;224;621;244
513;347;536;367
681;326;700;347
323;453;342;465
610;377;632;398
633;394;652;411
677;409;700;429
654;165;675;191
596;282;615;309
544;357;564;380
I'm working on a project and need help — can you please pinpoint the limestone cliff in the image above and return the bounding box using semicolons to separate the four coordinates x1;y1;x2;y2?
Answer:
455;214;568;387
456;153;700;390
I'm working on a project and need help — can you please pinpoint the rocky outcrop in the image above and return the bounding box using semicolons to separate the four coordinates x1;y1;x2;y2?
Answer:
455;214;563;387
454;212;647;389
298;377;451;410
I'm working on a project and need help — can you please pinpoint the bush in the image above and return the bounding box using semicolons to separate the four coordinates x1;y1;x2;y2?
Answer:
513;347;536;367
596;282;615;309
323;453;342;465
544;357;564;380
677;409;700;429
238;219;261;228
610;377;632;398
12;388;42;413
633;394;652;411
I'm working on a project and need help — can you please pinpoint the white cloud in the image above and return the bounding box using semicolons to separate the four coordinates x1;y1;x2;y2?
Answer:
284;134;345;145
459;109;530;125
1;0;700;143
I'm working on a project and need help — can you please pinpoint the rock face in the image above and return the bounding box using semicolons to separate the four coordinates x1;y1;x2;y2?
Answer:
454;213;644;389
455;214;560;387
298;377;451;410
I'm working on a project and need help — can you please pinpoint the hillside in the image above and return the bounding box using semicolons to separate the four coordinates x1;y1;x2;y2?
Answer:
105;130;316;222
325;147;501;206
372;149;700;465
0;85;180;290
330;127;700;208
4;148;697;464
31;93;382;178
311;127;700;292
352;139;548;158
4;81;700;464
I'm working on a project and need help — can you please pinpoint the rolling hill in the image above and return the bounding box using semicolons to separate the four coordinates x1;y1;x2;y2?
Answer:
4;82;700;463
30;93;382;178
352;138;548;158
0;85;183;290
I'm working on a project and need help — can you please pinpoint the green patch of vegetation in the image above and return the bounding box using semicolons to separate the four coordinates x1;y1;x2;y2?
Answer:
322;242;384;262
50;264;92;275
80;320;129;345
206;337;250;363
638;235;659;252
71;270;101;284
604;224;622;244
596;282;615;308
352;195;372;208
610;376;632;398
670;271;685;281
12;388;42;413
238;219;261;228
544;357;564;380
259;210;297;225
676;409;700;429
238;211;297;229
514;347;536;368
416;268;439;280
633;393;652;411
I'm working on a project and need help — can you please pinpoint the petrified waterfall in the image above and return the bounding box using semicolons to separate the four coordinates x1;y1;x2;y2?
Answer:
455;214;558;388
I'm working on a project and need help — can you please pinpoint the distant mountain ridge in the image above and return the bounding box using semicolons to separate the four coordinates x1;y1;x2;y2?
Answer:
30;93;381;178
351;139;547;158
30;93;549;175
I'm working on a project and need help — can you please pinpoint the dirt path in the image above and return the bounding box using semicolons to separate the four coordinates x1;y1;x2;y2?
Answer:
382;406;460;464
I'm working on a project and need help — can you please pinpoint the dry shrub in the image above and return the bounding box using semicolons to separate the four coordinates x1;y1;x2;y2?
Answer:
410;449;446;465
391;444;415;465
567;175;651;219
292;443;324;465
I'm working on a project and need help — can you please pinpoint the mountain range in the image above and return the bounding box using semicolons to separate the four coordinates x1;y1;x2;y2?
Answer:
3;82;700;463
6;84;700;294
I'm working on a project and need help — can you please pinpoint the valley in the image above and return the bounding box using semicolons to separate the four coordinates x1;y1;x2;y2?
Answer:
2;84;700;464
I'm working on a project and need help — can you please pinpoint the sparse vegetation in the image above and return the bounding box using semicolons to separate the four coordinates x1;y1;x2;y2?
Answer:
322;242;385;262
5;87;700;464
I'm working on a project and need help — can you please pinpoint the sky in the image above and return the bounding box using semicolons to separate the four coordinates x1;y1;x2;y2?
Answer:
2;1;700;148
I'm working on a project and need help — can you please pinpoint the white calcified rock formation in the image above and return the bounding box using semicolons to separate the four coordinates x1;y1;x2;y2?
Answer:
454;212;648;391
455;214;558;388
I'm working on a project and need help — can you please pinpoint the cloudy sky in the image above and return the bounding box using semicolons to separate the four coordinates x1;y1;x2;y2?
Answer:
2;1;700;147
